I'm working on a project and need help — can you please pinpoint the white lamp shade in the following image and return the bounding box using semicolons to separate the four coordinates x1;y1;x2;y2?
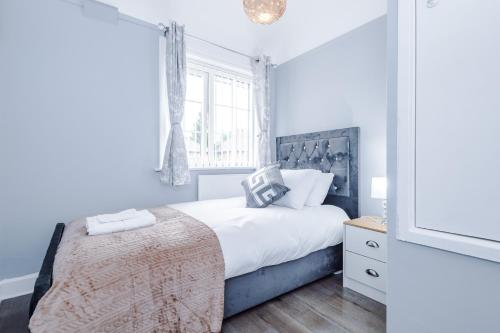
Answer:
371;177;387;200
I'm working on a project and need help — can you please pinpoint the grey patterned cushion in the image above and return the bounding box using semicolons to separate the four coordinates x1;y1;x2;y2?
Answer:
241;165;290;208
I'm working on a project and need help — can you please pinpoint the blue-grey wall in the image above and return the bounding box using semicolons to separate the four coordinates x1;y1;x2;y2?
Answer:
275;16;387;217
386;1;500;332
0;0;251;280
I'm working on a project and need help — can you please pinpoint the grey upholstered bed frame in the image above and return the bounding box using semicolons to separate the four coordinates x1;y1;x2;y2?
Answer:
30;127;359;320
276;127;359;218
224;127;359;316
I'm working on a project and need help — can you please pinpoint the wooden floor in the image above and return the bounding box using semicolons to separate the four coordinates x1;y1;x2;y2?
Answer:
0;275;385;333
223;275;385;333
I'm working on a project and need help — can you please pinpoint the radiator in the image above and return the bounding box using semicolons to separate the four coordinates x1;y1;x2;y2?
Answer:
197;174;250;201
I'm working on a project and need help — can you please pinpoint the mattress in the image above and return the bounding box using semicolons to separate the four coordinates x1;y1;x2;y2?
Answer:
170;197;348;279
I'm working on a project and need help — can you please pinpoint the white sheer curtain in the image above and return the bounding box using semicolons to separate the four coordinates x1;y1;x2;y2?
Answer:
160;22;190;185
252;55;273;169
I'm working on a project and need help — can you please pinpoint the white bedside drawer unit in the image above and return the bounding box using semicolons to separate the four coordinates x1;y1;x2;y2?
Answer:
345;251;386;292
345;225;387;262
343;217;387;304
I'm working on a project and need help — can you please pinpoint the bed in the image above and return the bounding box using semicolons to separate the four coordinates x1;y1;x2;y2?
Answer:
29;127;359;320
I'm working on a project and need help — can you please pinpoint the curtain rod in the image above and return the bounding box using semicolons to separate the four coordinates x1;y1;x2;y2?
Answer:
158;23;276;66
62;2;273;65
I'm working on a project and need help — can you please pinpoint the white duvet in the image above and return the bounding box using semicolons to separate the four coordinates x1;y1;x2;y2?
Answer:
170;197;348;279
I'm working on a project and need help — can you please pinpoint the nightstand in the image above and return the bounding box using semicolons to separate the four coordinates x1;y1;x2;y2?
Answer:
343;216;387;304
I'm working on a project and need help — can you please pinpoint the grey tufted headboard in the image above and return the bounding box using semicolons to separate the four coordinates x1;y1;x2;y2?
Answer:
276;127;359;218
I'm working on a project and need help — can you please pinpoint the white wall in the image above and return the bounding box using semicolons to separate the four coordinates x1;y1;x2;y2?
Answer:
0;0;252;280
274;16;387;217
386;1;500;332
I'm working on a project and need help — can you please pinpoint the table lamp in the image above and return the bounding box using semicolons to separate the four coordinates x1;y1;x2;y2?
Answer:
371;177;387;223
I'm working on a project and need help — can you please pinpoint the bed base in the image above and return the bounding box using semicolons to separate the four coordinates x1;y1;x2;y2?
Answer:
224;244;342;318
29;224;342;319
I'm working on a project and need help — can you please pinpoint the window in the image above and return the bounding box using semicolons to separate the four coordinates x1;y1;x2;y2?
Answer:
183;59;255;168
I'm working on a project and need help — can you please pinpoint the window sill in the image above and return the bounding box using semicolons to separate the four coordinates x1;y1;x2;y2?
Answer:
190;167;256;171
154;167;255;172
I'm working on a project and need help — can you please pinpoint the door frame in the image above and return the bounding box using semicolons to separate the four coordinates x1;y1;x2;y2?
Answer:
396;0;500;262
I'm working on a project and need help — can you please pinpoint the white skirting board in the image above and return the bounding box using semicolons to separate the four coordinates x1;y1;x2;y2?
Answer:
0;273;38;302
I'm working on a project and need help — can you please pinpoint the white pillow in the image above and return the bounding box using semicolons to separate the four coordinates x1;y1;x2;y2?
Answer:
305;172;335;206
274;169;321;209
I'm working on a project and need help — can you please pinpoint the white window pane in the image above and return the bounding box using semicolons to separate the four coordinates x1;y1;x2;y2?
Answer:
214;105;233;166
182;59;253;168
184;101;202;132
186;72;205;102
236;109;249;130
236;108;250;165
183;101;203;166
235;82;250;110
215;75;233;107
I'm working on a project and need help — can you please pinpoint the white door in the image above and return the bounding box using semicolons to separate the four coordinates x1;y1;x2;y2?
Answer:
415;0;500;241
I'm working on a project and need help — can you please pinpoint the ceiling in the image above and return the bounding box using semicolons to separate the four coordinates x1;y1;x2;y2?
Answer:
98;0;387;65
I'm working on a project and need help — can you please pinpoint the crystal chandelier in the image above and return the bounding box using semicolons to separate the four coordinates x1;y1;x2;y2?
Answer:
243;0;287;25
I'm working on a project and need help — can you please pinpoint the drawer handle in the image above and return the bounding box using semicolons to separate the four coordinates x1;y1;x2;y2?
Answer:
365;269;380;278
366;240;380;248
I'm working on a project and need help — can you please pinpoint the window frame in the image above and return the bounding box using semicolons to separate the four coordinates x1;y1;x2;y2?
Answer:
184;57;256;170
184;67;209;168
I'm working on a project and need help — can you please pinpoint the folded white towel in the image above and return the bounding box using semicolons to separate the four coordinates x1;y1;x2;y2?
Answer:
93;209;139;223
86;210;156;236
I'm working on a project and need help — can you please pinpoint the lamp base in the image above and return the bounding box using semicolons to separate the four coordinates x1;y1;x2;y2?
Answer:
381;200;387;224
